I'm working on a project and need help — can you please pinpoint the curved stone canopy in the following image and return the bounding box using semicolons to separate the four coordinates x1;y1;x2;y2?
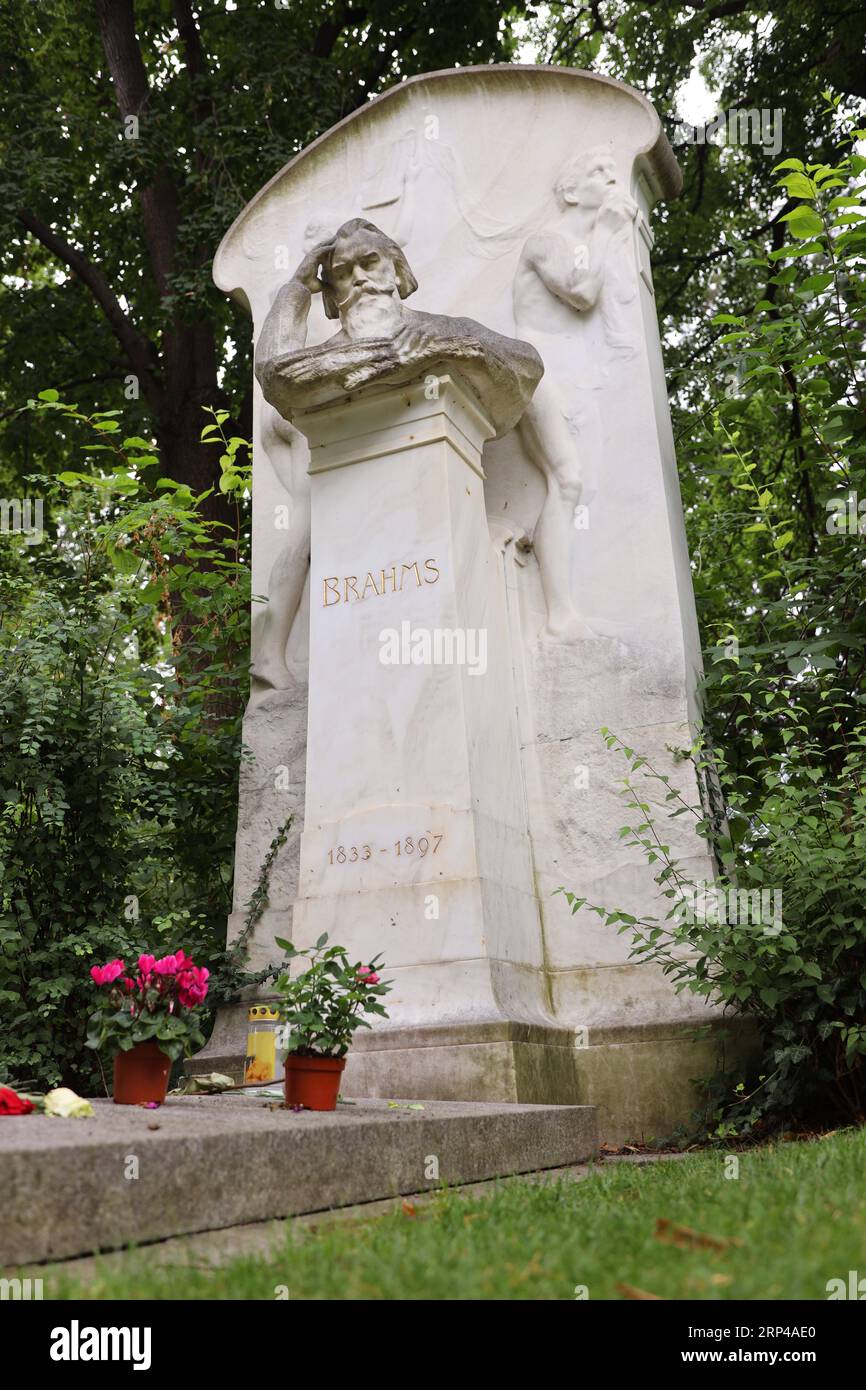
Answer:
214;64;681;323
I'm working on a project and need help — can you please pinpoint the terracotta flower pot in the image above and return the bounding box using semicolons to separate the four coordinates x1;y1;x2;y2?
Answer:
113;1041;171;1105
284;1054;346;1111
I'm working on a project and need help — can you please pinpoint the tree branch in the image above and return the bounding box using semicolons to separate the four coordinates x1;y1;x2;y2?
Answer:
172;0;209;83
94;0;180;300
312;2;368;60
15;209;163;409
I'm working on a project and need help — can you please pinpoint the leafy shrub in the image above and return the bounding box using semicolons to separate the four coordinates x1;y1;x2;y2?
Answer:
563;726;866;1137
0;401;259;1092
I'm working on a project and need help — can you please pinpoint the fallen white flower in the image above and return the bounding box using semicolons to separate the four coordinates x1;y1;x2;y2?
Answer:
44;1087;95;1119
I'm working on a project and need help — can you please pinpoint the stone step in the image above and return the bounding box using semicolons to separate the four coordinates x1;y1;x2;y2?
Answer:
1;1095;596;1266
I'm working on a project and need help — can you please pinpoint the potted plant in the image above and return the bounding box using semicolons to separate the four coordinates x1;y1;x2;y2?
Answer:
86;951;209;1104
273;933;390;1111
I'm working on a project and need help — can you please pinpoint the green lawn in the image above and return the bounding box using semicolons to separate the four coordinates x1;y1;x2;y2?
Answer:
50;1127;866;1300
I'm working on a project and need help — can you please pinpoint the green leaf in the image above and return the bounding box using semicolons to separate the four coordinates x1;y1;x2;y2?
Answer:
779;205;824;240
778;172;816;199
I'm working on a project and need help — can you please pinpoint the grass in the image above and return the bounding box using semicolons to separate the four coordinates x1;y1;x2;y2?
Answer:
48;1126;866;1300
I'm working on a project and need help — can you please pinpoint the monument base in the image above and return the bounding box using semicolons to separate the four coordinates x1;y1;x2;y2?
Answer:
342;1021;584;1107
188;1007;759;1144
571;1017;760;1144
341;1017;759;1142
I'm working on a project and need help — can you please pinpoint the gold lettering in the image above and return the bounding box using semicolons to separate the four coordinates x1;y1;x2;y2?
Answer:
361;571;381;599
399;561;422;591
324;560;439;606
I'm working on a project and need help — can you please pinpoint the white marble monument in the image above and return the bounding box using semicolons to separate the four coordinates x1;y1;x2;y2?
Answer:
199;66;749;1140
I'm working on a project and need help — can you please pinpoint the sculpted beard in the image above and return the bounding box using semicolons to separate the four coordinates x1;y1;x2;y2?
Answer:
337;273;402;339
336;280;396;327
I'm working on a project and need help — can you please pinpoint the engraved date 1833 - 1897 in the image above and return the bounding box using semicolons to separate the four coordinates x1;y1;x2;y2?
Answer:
327;834;444;866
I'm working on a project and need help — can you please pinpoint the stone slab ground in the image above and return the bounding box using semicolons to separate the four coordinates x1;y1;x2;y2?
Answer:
0;1095;596;1267
23;1152;684;1289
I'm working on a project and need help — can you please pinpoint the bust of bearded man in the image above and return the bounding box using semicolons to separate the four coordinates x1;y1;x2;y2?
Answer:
255;218;543;438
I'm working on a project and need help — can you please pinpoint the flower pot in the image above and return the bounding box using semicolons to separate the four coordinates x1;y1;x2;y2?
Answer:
284;1054;346;1111
113;1041;171;1105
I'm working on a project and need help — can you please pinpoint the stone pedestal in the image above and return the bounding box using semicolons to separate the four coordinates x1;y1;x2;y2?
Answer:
288;368;579;1099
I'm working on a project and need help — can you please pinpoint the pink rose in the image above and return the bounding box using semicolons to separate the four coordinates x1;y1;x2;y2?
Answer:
357;966;380;986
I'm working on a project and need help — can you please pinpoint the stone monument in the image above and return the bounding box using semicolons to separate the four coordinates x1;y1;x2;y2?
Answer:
197;66;747;1140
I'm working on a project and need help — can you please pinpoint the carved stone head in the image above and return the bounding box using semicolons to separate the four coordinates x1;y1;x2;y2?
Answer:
320;218;418;320
554;147;618;209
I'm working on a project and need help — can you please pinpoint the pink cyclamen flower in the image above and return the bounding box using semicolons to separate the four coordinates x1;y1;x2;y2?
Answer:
154;954;179;976
177;966;209;1008
90;959;125;986
137;953;156;976
357;966;380;986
